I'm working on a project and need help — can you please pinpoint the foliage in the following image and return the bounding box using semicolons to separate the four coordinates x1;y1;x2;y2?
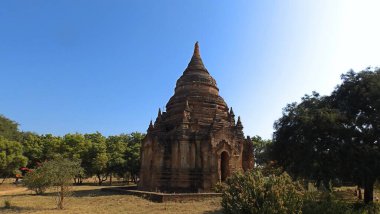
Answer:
273;92;341;188
0;136;28;181
302;192;353;214
0;114;20;141
23;157;83;209
106;135;127;181
303;192;380;214
14;127;145;185
20;132;62;168
0;114;144;187
83;132;109;185
332;69;380;203
273;68;380;203
23;166;52;195
44;157;83;209
250;135;272;166
125;132;144;182
220;170;304;214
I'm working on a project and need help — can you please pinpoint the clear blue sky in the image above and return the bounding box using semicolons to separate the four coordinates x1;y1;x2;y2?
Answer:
1;1;379;139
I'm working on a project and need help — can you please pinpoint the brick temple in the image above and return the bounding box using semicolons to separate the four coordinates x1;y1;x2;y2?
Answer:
139;42;254;192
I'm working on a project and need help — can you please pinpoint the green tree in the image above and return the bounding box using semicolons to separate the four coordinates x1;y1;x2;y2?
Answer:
331;68;380;203
23;157;83;209
20;132;44;168
39;134;62;161
0;136;28;183
0;115;21;141
273;93;342;189
23;163;51;195
273;68;380;203
46;157;83;209
106;135;127;184
84;132;109;185
125;132;144;183
250;135;272;166
60;133;90;184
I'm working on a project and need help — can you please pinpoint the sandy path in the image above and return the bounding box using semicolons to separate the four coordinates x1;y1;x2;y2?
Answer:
0;187;28;195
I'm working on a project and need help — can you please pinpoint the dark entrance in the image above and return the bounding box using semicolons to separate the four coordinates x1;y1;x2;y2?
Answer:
220;151;229;182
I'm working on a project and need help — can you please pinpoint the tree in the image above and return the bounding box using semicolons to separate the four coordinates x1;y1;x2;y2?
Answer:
19;132;44;168
250;135;272;166
46;157;83;209
61;133;90;184
125;132;144;183
83;132;109;185
0;136;28;183
23;157;83;209
23;163;51;195
106;135;127;184
273;68;380;203
331;68;380;203
273;93;342;188
0;114;21;141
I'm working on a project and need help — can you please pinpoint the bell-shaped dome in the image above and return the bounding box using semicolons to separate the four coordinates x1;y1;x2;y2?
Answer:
163;42;229;131
174;42;219;96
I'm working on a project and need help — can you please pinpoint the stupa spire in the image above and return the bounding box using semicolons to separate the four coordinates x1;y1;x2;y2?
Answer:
186;41;206;71
193;41;200;57
148;120;154;131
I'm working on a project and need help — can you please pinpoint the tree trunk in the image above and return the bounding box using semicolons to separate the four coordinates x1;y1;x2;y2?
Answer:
109;174;113;185
97;174;103;185
364;179;374;204
1;177;7;185
357;186;362;200
58;185;64;209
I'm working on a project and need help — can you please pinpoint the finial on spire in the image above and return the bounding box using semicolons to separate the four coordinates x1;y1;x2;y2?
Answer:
236;116;243;129
230;107;235;116
193;41;200;57
186;41;207;72
148;120;154;130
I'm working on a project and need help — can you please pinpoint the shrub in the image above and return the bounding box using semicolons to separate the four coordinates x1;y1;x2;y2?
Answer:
23;166;52;195
23;157;83;209
303;192;380;214
220;170;304;214
302;192;352;214
3;199;11;209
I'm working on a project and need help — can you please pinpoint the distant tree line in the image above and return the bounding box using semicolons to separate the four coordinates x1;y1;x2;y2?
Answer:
0;114;144;185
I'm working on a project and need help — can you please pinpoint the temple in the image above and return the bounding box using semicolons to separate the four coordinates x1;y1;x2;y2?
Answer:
138;42;254;192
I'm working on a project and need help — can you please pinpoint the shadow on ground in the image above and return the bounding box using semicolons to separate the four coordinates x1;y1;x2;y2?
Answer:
40;188;122;198
0;206;36;212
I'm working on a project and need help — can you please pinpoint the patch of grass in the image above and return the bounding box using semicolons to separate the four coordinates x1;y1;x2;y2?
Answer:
0;185;223;214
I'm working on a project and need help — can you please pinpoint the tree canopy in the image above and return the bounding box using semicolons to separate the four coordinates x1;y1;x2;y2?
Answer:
272;68;380;203
0;113;145;185
0;136;28;181
0;114;20;141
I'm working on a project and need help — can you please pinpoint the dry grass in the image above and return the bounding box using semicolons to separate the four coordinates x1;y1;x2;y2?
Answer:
1;183;378;213
333;186;380;203
0;185;223;214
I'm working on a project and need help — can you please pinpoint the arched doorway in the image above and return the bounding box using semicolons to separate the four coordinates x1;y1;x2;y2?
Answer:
220;151;229;182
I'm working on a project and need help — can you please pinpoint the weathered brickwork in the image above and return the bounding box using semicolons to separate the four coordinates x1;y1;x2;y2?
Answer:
139;43;254;192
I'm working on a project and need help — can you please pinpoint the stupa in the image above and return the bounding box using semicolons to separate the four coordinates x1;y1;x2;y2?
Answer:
139;42;254;192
